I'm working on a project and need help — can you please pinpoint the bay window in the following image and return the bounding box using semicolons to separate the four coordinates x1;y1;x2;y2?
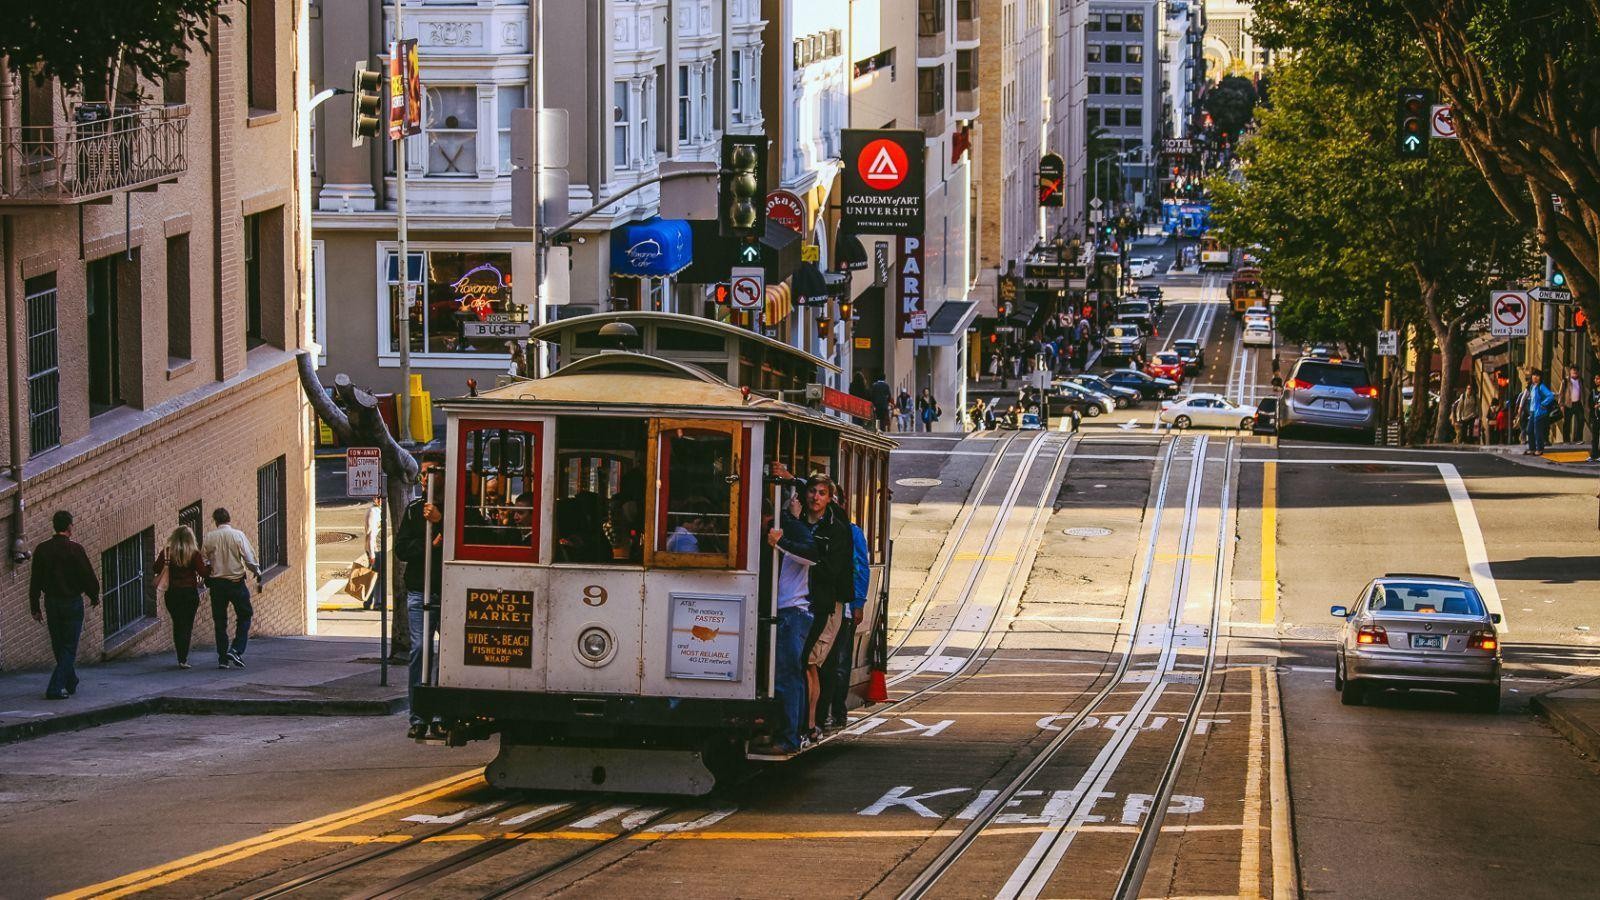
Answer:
613;80;632;170
425;86;478;176
678;65;692;144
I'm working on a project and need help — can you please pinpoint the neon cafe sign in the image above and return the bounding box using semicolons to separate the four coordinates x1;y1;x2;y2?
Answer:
451;263;510;319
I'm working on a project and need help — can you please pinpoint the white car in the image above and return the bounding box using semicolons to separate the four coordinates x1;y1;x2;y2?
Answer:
1242;322;1273;347
1158;393;1258;429
1243;305;1272;328
1128;257;1158;279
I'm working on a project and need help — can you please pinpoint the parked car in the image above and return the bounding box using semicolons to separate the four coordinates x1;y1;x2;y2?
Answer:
1144;351;1186;383
1242;322;1273;347
1278;357;1378;440
1044;390;1098;420
1066;373;1140;408
1128;257;1158;279
1101;324;1146;363
1158;393;1258;430
1055;379;1115;416
1331;574;1502;711
1252;397;1278;435
1105;367;1179;400
1171;338;1205;373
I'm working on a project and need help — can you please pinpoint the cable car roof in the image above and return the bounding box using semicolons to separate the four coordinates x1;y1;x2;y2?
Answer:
527;311;842;375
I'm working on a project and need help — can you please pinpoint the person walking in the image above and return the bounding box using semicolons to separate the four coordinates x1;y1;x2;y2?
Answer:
895;388;914;433
917;388;941;432
1451;385;1478;445
153;526;210;669
1559;365;1584;443
1588;372;1600;462
397;452;448;739
362;495;385;611
29;511;100;699
202;508;261;669
869;371;892;433
1518;368;1558;456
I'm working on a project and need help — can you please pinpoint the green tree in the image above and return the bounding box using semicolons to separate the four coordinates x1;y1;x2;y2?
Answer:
2;1;224;99
1209;44;1531;441
1250;0;1600;353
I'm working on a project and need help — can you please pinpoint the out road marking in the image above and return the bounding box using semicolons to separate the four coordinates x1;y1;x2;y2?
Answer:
53;769;483;900
1260;461;1278;625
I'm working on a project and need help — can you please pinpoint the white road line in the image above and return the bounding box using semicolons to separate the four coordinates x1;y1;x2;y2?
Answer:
1439;462;1509;632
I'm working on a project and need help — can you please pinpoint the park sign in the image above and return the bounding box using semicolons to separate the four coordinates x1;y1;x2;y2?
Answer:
841;129;926;236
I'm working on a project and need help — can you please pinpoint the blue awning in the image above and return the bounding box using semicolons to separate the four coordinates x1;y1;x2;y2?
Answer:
611;218;693;278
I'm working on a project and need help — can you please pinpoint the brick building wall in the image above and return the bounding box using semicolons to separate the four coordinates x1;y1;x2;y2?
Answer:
0;1;311;671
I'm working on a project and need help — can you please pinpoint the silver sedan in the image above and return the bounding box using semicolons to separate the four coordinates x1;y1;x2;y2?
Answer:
1331;575;1502;711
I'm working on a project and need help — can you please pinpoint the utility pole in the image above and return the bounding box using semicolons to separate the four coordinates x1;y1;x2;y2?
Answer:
1380;283;1392;443
395;0;413;444
530;0;545;375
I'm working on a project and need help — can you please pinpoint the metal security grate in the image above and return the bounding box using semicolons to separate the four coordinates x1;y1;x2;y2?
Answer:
257;456;287;571
102;528;155;638
24;275;60;454
179;500;203;543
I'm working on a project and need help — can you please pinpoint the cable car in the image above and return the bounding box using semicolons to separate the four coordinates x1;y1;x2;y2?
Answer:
1199;234;1233;271
410;312;894;795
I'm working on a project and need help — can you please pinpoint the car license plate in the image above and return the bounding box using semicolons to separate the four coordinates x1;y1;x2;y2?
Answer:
1319;399;1341;410
1411;634;1443;649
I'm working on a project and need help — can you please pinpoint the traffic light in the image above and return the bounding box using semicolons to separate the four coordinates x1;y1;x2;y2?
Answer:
1396;87;1430;158
352;64;383;146
1552;268;1566;288
713;283;731;305
839;299;853;320
1574;307;1589;331
719;135;767;238
816;316;832;339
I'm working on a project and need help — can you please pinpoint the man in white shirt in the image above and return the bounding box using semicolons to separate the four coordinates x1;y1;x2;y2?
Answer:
202;508;261;669
363;497;384;611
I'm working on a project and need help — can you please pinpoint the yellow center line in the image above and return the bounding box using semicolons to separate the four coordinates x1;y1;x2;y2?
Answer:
53;769;485;900
1239;667;1265;897
1260;461;1278;625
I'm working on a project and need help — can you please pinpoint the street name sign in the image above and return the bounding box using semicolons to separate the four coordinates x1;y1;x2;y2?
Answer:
730;267;765;310
1490;290;1529;336
346;448;383;498
462;320;531;340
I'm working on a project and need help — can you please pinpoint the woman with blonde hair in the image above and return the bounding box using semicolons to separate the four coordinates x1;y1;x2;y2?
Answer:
153;526;211;668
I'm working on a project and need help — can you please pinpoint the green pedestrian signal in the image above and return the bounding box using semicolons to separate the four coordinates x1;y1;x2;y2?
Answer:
1396;87;1430;159
720;135;767;238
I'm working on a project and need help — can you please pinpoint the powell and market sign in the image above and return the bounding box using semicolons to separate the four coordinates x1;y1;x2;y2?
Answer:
841;129;926;236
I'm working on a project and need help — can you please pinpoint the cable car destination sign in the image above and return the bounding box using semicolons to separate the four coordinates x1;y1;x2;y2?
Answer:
841;129;926;236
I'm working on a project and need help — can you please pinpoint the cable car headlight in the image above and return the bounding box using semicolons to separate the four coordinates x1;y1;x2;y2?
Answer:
576;626;615;666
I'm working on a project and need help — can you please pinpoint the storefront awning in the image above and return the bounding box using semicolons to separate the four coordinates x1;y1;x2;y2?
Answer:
611;217;693;278
764;282;793;326
836;232;869;271
762;220;803;282
923;301;979;347
1007;299;1039;328
794;261;829;303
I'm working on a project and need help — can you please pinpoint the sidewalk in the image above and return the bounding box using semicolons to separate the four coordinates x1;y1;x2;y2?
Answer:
1531;675;1600;763
1466;441;1600;473
0;635;406;745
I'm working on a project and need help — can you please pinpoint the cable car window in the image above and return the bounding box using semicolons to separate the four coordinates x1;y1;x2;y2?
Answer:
648;419;743;568
554;416;648;565
656;327;726;352
456;421;542;562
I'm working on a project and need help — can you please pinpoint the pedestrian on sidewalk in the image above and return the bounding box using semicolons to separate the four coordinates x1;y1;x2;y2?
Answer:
1518;368;1558;456
153;526;210;669
869;371;892;433
1559;365;1584;443
202;508;261;670
917;388;941;432
895;388;913;432
1588;372;1600;462
362;496;385;610
1451;385;1479;445
29;510;100;700
397;451;447;739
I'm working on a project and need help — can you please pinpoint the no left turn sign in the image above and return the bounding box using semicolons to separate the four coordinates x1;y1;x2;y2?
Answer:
1430;104;1458;140
730;266;764;310
1490;290;1528;336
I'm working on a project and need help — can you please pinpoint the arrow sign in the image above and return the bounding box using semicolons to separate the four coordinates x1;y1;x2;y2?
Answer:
1530;286;1573;303
1402;134;1422;152
1119;419;1140;431
738;243;761;264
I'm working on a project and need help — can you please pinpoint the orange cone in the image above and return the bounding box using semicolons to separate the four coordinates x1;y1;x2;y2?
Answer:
867;669;889;703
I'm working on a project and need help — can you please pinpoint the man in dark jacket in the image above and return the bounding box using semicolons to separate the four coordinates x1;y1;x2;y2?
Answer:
869;372;893;432
396;454;446;737
29;510;100;699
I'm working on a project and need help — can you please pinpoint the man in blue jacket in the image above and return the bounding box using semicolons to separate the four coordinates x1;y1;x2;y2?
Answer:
1520;368;1558;455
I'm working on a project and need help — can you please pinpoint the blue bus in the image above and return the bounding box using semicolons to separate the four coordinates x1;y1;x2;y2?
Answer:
1162;201;1210;238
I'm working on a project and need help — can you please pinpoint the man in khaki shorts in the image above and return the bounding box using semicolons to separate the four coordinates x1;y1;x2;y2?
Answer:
796;474;855;745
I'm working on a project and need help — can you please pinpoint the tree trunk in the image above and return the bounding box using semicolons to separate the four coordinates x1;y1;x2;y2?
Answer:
1406;332;1432;447
1432;328;1465;445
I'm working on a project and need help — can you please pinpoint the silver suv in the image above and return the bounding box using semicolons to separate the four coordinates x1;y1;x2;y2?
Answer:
1279;357;1377;440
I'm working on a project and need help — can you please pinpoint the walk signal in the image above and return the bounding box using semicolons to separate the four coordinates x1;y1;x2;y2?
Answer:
720;135;767;238
1396;87;1430;158
352;64;383;146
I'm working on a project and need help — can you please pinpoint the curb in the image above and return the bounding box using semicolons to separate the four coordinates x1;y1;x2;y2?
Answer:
1530;694;1600;762
0;691;406;746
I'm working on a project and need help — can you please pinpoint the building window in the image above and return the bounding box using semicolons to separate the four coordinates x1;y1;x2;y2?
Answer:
677;65;692;144
383;247;518;357
746;47;761;121
1105;44;1123;63
1126;76;1143;95
1088;76;1101;94
1087;43;1102;63
497;84;525;176
640;76;655;161
1105;13;1122;30
654;65;668;152
86;255;123;416
1103;107;1122;126
101;528;155;639
1087;107;1101;128
311;240;327;363
956;0;977;19
163;48;187;106
612;80;631;170
1126;107;1143;127
919;0;945;34
1105;78;1122;95
956;49;976;92
1126;12;1144;32
244;213;263;347
698;65;711;138
918;64;945;115
179;500;203;543
246;0;276;112
167;233;191;361
257;456;287;573
731;50;743;122
25;274;60;455
1127;44;1143;64
1087;12;1101;30
709;52;722;133
425;86;477;176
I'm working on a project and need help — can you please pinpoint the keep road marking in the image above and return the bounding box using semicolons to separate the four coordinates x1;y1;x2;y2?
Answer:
1260;461;1278;625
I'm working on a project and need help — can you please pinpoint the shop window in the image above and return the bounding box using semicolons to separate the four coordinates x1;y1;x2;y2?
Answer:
647;419;743;569
384;248;517;356
456;421;543;562
555;416;648;564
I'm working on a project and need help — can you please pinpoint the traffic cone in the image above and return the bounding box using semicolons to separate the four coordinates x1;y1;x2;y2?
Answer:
866;668;889;703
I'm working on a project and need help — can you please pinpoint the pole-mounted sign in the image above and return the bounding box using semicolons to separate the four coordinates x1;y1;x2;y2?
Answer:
842;129;926;236
1038;152;1066;208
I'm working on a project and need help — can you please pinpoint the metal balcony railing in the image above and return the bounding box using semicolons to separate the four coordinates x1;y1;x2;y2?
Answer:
1;104;189;205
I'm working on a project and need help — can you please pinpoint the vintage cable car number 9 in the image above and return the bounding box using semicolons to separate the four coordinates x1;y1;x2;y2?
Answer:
582;585;608;607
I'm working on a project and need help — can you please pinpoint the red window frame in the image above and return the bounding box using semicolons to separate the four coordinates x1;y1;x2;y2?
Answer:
454;419;544;564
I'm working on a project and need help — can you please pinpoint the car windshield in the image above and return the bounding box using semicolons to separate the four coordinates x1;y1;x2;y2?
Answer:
1296;361;1370;388
1155;353;1180;365
1174;340;1197;351
1370;583;1487;616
